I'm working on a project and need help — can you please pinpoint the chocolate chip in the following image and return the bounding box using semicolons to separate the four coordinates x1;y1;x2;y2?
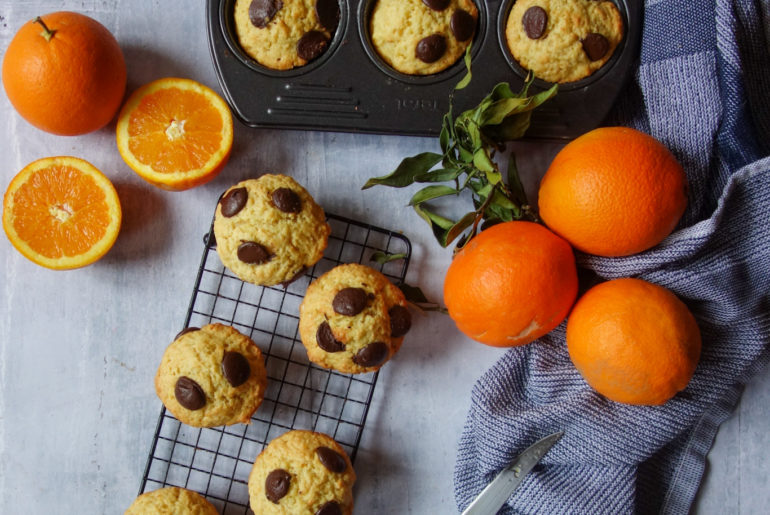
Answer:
352;341;388;368
522;6;547;40
315;446;347;473
221;351;251;387
315;501;342;515
389;305;412;338
237;241;272;264
249;0;283;29
415;34;447;63
316;321;345;352
265;469;291;503
271;187;302;213
450;9;475;42
315;0;340;33
297;30;329;61
422;0;450;10
175;327;200;340
332;287;369;316
219;187;248;217
174;377;206;410
582;32;610;61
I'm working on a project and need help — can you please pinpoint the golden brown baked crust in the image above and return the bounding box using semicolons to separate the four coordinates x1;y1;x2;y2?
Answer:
248;430;356;515
505;0;624;83
213;174;330;287
124;486;218;515
299;263;411;374
370;0;478;75
155;323;267;427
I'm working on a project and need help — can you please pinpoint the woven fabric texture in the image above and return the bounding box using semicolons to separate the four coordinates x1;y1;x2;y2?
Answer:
453;0;770;513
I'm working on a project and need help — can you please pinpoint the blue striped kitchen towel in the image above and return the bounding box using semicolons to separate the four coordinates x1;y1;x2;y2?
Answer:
454;0;770;513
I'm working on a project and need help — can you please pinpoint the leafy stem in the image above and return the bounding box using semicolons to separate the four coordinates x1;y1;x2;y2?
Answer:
363;46;557;250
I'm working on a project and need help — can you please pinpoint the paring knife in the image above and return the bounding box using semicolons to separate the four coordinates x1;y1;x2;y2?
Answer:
461;431;564;515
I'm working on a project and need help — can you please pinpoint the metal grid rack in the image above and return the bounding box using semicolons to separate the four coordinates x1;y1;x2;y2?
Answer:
139;213;411;514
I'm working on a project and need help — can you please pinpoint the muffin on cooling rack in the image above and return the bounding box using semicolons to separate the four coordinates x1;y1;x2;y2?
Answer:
248;430;356;515
505;0;624;83
155;323;267;427
233;0;341;70
213;174;331;287
299;263;412;374
369;0;478;75
124;486;217;514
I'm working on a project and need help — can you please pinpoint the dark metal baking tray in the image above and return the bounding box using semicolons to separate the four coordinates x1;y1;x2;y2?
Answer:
207;0;641;139
138;213;411;514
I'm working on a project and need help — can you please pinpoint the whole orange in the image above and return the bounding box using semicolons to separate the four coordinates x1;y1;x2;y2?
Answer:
443;221;578;347
566;278;701;405
538;127;688;257
2;12;127;135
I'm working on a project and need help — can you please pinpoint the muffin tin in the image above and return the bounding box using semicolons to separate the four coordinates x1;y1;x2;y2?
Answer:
207;0;641;139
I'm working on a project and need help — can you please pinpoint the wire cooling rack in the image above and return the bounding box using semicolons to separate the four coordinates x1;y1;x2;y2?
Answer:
139;213;411;514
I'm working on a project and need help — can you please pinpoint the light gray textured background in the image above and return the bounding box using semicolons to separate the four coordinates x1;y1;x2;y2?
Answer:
0;1;767;513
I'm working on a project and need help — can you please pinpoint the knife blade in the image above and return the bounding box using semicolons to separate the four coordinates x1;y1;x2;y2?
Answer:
460;431;563;515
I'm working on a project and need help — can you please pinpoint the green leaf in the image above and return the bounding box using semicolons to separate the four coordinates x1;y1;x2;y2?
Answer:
362;152;442;189
370;251;408;264
397;283;448;314
473;149;501;185
409;185;459;206
414;167;464;183
454;45;473;91
444;211;478;246
506;155;528;206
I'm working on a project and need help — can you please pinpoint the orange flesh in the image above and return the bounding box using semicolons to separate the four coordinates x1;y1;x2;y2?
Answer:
127;89;224;173
10;165;109;258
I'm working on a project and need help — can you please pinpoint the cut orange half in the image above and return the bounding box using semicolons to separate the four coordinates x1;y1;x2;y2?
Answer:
116;77;234;191
3;156;122;270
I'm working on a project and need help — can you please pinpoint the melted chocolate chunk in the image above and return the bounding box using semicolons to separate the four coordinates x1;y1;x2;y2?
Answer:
237;241;272;264
388;305;412;338
422;0;450;11
271;187;302;213
315;0;340;33
352;341;388;368
332;287;369;316
582;32;610;61
522;6;548;40
221;351;251;387
316;321;345;352
297;30;329;61
415;34;447;63
220;187;248;217
315;446;347;473
175;326;200;340
450;9;475;42
265;469;291;503
249;0;283;29
174;377;206;410
315;501;342;515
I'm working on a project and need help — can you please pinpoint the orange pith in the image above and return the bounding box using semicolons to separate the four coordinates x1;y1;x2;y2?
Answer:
116;77;233;191
3;157;122;270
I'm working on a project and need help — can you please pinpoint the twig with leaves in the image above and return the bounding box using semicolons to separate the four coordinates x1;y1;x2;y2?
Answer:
362;48;557;250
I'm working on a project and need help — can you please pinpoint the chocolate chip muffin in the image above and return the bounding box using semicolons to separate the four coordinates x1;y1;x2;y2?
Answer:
505;0;624;83
234;0;340;70
124;487;218;515
155;323;268;427
370;0;478;75
298;263;412;374
248;430;356;515
213;174;331;287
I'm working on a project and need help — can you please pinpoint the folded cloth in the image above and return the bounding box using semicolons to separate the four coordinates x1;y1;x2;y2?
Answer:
453;0;770;513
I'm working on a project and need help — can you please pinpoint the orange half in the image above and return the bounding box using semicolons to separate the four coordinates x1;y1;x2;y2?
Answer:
3;156;122;270
116;77;234;191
